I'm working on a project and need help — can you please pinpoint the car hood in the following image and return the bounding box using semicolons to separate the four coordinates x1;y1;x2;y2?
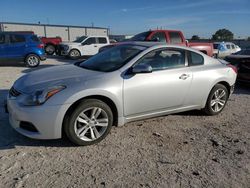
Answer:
14;64;103;94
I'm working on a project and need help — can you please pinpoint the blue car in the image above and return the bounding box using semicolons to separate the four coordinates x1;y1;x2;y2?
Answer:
0;32;46;67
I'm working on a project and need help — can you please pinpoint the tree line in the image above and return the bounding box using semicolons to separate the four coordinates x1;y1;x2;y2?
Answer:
191;29;250;41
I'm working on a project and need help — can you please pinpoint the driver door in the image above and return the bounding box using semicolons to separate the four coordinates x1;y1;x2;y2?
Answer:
123;48;192;117
81;37;98;56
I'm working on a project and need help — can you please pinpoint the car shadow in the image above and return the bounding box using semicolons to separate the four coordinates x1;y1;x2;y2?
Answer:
0;89;74;150
0;60;25;67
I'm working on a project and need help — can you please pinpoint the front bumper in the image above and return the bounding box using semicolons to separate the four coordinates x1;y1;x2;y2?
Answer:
57;45;70;56
7;97;70;140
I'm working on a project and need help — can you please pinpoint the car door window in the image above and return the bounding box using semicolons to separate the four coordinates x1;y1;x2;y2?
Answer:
10;34;25;43
231;45;235;49
226;44;231;49
169;32;182;44
151;32;166;42
83;37;96;45
189;51;204;66
97;37;107;44
137;48;186;71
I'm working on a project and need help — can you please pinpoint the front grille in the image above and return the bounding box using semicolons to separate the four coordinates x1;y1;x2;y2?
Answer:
9;87;21;97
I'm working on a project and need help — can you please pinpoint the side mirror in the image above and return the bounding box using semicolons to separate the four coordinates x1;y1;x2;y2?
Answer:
132;64;152;74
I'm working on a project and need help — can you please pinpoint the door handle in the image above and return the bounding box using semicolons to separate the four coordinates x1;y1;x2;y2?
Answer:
179;74;190;80
94;45;97;47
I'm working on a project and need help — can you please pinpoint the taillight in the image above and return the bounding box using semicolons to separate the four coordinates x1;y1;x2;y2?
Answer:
37;43;44;49
227;64;238;74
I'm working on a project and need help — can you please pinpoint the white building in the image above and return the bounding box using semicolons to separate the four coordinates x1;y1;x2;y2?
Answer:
0;22;108;41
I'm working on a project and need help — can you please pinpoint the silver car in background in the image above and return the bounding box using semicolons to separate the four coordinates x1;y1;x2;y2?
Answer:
7;42;237;145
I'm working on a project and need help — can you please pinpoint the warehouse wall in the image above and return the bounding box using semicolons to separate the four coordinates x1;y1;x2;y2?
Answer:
45;26;69;41
69;28;86;41
2;23;45;36
1;22;108;41
86;28;108;36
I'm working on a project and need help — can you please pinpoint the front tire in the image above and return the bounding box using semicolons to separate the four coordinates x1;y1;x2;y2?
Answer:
203;84;229;115
69;49;81;59
64;99;113;146
25;54;40;67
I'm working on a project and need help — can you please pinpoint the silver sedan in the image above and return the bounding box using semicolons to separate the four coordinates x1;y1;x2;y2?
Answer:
7;42;237;145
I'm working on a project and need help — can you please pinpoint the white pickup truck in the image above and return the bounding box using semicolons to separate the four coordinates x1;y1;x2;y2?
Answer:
59;36;110;59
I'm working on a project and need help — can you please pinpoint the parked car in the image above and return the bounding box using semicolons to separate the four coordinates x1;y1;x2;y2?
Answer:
213;42;241;58
7;42;237;146
225;49;250;83
58;36;110;59
0;32;45;67
99;30;214;57
40;36;62;55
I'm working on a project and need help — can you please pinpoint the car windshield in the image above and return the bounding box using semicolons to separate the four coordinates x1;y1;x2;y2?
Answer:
78;44;146;72
74;36;87;43
234;49;250;55
130;31;151;41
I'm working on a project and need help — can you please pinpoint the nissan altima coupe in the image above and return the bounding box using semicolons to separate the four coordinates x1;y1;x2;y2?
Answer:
7;42;237;146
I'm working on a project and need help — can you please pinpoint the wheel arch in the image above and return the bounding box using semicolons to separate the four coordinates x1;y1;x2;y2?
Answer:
24;53;41;61
216;81;231;94
62;95;119;137
202;80;231;108
69;48;81;56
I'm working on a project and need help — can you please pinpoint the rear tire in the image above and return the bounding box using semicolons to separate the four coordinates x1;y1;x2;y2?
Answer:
25;54;40;67
64;99;113;146
45;44;55;55
203;84;229;115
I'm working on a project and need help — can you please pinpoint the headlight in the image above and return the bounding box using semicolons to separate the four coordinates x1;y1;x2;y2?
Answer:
20;85;66;106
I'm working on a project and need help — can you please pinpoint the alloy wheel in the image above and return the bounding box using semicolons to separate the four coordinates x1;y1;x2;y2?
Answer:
210;88;227;112
27;56;39;66
70;50;80;57
74;107;109;141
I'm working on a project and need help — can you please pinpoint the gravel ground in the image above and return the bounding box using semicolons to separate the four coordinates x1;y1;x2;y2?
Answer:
0;57;249;188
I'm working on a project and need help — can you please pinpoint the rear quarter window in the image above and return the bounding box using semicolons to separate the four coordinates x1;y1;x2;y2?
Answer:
189;51;204;66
